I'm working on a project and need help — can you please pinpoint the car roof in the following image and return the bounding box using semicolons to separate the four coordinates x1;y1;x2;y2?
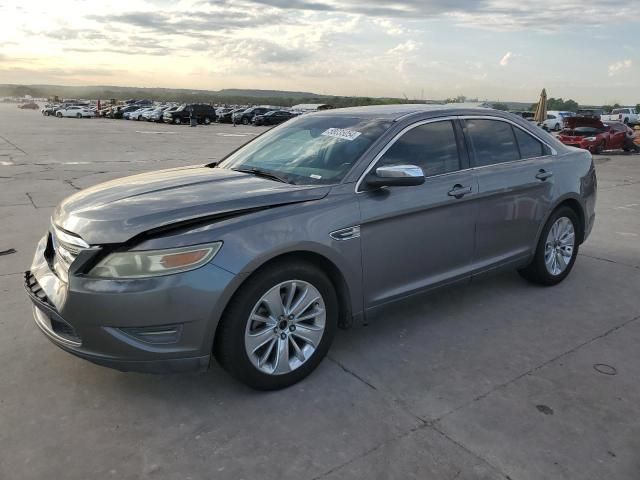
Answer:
307;104;500;120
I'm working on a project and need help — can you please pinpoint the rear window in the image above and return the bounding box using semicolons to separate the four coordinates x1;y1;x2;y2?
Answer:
465;119;520;166
514;128;545;158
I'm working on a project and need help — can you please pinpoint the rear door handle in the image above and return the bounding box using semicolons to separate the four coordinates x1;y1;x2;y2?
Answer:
535;169;553;181
448;184;472;198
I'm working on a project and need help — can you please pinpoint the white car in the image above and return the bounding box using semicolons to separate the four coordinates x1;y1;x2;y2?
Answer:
56;106;94;118
601;108;639;126
541;111;573;131
129;108;154;121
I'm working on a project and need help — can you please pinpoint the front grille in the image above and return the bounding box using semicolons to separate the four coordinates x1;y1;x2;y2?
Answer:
25;271;53;307
49;224;89;279
25;271;81;344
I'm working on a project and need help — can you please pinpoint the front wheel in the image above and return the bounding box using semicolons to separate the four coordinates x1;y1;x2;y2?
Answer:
554;123;560;131
242;117;249;125
174;117;181;125
518;206;579;286
215;262;337;390
203;117;211;125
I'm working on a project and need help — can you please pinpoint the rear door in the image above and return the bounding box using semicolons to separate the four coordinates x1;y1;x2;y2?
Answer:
463;117;555;270
358;118;478;307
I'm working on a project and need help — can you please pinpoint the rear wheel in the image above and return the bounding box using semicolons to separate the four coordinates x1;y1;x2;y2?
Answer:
518;206;579;286
174;117;181;125
76;113;82;118
242;117;249;125
593;141;604;154
215;262;337;390
203;117;211;125
554;123;560;131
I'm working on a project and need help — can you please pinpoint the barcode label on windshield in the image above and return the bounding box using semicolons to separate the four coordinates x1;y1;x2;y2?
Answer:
321;128;362;141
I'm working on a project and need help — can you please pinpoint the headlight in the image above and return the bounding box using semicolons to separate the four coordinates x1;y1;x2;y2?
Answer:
88;242;222;279
584;136;597;141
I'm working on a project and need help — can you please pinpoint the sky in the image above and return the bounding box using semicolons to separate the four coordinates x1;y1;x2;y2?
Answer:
0;0;638;104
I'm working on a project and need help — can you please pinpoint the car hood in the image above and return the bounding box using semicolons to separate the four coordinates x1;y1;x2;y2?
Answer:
54;166;330;245
565;117;605;130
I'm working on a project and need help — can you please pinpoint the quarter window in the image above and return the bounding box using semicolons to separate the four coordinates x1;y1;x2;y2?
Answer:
465;119;520;166
513;127;546;159
378;121;460;177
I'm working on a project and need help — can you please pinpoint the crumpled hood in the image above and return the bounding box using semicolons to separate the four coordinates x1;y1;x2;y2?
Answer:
54;166;330;244
565;117;605;130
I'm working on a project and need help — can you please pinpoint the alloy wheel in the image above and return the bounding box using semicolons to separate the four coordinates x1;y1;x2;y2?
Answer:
244;280;326;375
544;216;575;276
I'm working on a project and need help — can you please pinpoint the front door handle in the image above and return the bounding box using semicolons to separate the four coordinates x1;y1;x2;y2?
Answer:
448;184;472;199
535;169;553;181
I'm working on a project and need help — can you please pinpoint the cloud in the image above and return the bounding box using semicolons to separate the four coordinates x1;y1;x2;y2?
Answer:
608;59;632;76
387;40;420;55
500;52;512;66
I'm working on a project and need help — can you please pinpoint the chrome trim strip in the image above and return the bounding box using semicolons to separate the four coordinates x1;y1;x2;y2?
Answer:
33;306;81;348
355;116;458;193
462;115;558;156
354;115;558;193
51;222;90;248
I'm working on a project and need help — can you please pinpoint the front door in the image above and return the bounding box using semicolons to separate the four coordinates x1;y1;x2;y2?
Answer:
358;119;478;308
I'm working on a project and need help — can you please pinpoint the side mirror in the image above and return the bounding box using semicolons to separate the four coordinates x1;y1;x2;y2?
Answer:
365;165;425;188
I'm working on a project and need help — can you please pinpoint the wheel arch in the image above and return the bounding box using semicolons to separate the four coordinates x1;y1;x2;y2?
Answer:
535;195;586;249
213;249;355;348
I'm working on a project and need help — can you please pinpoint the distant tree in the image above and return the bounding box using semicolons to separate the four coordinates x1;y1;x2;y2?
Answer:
492;102;509;111
602;105;613;114
636;104;640;113
563;99;579;112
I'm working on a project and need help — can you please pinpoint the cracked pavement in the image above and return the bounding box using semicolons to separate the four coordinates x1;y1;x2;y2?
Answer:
1;105;639;480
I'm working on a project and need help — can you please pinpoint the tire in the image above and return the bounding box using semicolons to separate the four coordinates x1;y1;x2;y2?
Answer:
203;117;211;125
242;117;249;125
518;206;580;286
215;261;338;390
174;117;181;125
554;123;560;131
77;113;82;118
592;141;604;155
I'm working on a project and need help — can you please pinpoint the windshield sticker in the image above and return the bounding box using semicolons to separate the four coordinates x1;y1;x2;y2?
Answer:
321;128;362;141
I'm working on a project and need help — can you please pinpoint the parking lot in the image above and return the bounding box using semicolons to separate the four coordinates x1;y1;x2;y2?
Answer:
1;103;640;480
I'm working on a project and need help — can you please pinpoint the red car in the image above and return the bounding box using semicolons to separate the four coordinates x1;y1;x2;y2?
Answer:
558;117;634;154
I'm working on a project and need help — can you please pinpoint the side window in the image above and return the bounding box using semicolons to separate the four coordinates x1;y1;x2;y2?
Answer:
465;119;519;166
513;127;546;159
378;121;460;177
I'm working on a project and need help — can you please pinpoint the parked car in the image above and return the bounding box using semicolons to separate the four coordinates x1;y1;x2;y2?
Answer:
558;117;634;153
56;106;94;118
253;110;295;126
601;107;639;126
576;108;603;119
25;105;596;390
218;108;245;123
109;105;137;119
163;104;216;125
541;111;573;131
18;102;39;110
233;106;275;125
129;107;155;121
142;106;169;121
42;105;61;116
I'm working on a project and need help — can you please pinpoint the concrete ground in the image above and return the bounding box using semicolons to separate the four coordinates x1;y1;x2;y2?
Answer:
1;104;639;480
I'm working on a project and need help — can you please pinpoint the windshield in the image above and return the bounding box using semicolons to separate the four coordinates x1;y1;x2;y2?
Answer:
219;115;391;185
563;127;603;136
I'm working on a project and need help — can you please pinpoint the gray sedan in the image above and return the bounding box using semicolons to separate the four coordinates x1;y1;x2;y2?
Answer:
25;105;597;389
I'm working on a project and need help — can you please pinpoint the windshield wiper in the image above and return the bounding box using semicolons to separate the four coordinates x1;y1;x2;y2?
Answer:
232;167;289;184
